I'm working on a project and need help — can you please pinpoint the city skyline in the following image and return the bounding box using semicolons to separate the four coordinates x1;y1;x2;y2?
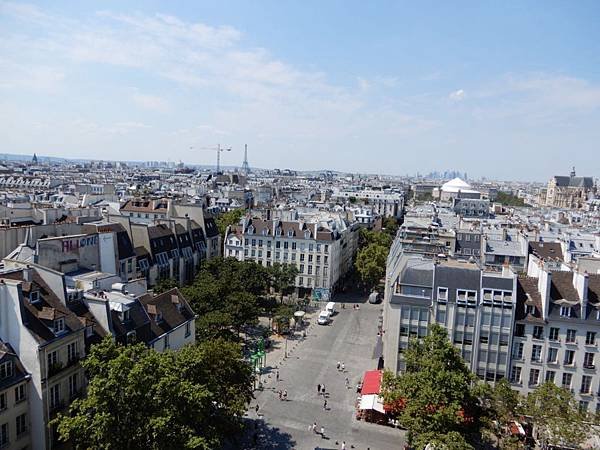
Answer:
1;1;600;180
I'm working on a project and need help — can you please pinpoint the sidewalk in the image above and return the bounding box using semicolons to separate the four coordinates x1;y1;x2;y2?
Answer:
254;307;319;391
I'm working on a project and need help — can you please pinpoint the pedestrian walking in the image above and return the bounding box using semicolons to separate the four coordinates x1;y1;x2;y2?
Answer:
317;383;321;395
336;361;341;370
341;362;345;372
341;441;346;450
323;399;327;410
312;422;317;433
255;404;259;415
276;370;279;381
345;377;349;388
321;385;326;395
283;390;288;401
320;426;325;438
278;390;282;400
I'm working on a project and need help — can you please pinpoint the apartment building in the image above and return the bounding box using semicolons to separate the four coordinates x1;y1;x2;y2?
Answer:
0;265;87;449
383;253;516;380
510;268;600;414
0;341;31;450
224;216;359;297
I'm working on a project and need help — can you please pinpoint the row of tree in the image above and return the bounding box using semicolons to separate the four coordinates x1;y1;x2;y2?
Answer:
382;324;598;449
354;217;398;289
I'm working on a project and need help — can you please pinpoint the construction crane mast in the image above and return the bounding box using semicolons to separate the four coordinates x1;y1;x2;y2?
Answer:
189;144;231;174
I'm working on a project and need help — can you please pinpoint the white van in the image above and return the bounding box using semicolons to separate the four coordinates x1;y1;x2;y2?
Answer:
317;310;331;325
325;302;336;315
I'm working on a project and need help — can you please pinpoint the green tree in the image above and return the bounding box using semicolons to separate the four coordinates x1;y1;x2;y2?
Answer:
359;227;393;248
54;337;252;449
496;191;526;207
413;431;474;450
382;324;479;445
524;381;591;449
269;262;299;302
153;277;179;294
383;216;399;236
355;243;388;289
217;209;244;238
476;378;524;448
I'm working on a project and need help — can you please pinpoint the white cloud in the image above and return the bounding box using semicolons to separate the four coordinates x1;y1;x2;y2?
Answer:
131;93;170;112
449;89;465;101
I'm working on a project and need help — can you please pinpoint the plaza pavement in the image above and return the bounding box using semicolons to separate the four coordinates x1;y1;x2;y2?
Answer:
233;295;406;450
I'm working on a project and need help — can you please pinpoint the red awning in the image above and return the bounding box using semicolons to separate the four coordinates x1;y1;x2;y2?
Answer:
361;370;382;395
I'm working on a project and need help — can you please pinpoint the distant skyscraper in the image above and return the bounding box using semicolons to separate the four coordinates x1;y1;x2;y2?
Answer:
241;144;251;176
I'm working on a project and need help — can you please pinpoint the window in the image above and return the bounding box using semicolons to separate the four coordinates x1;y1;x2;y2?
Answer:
562;373;572;389
545;370;556;383
510;366;522;384
0;423;7;447
528;369;540;386
50;384;60;409
547;347;558;363
564;349;575;365
251;239;256;246
579;401;589;412
16;413;26;436
560;306;572;317
0;362;12;380
566;329;576;343
258;239;263;247
164;334;170;350
580;375;592;394
512;342;523;360
437;287;448;301
67;342;78;362
0;393;5;411
584;352;595;369
53;318;65;334
531;345;542;362
185;322;191;338
68;373;78;398
585;331;596;346
533;326;544;339
14;384;25;403
514;324;525;337
308;254;313;263
525;305;536;315
549;327;559;341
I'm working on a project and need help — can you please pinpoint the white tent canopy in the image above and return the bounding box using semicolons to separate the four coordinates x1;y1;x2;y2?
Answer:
358;394;385;414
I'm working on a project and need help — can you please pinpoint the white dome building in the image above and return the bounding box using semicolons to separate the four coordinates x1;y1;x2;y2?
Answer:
437;177;481;201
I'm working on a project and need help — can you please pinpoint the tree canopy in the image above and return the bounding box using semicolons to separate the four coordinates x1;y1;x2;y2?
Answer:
354;228;392;289
216;208;244;238
181;257;270;340
54;337;253;450
523;381;592;449
382;324;480;446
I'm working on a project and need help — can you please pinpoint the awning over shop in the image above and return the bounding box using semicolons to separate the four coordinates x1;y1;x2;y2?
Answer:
359;394;385;414
361;370;382;395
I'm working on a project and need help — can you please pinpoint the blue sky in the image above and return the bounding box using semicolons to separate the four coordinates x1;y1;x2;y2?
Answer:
1;1;599;180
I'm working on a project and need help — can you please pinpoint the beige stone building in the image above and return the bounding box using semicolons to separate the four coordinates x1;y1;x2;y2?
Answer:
545;168;595;209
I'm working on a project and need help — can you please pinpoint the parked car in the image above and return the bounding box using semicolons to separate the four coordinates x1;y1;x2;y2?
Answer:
368;291;381;304
317;310;331;325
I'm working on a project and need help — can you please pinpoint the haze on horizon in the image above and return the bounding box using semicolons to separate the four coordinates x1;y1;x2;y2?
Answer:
1;0;599;181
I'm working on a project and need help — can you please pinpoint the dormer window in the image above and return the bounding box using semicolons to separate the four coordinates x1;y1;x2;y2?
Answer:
0;361;13;379
288;230;294;237
437;287;448;302
29;291;40;303
304;230;310;239
156;312;163;323
123;309;131;322
53;318;65;334
275;228;282;237
560;306;572;318
247;225;254;235
526;305;536;315
262;228;268;236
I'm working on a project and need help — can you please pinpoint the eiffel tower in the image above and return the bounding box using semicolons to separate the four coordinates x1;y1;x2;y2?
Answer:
241;144;250;176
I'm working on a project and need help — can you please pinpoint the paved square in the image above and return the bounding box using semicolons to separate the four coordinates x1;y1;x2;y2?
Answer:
237;297;406;450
